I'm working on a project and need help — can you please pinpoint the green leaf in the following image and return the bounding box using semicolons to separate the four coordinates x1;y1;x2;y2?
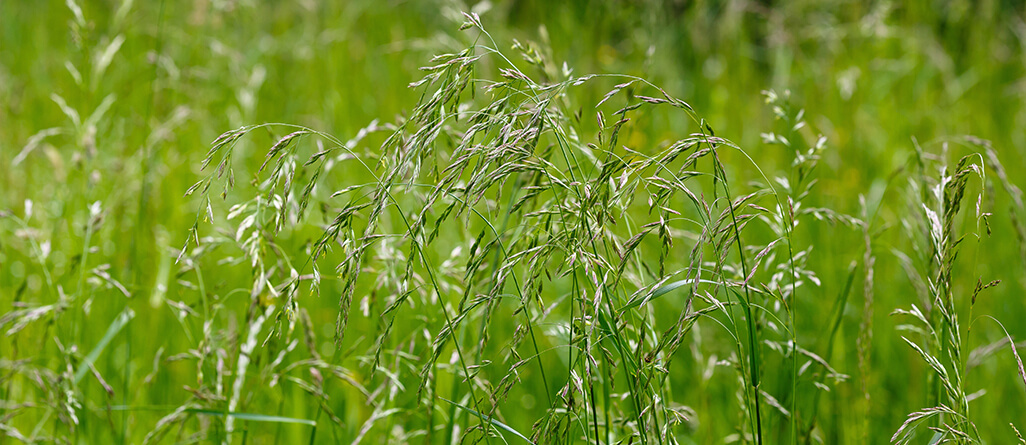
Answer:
440;397;534;444
620;278;721;313
186;409;317;426
74;307;134;384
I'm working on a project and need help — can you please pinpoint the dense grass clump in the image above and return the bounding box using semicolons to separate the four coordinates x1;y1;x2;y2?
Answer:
2;1;1026;444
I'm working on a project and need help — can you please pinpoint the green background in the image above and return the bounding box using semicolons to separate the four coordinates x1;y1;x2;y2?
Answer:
2;0;1025;443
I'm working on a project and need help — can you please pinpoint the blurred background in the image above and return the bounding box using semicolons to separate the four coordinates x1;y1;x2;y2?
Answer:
2;0;1025;443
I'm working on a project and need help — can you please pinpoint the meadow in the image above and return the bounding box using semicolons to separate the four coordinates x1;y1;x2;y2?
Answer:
2;1;1026;443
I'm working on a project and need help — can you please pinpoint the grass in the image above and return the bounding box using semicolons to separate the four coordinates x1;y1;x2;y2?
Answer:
2;0;1026;443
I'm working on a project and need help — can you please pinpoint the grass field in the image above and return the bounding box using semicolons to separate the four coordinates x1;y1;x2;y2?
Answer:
3;1;1026;443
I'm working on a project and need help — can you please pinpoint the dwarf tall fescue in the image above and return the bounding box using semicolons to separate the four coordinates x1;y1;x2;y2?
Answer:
178;15;862;444
5;3;1026;445
889;139;1026;444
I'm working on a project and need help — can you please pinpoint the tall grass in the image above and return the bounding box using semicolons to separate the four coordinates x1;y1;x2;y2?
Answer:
179;15;1020;445
890;139;1026;444
2;1;1026;444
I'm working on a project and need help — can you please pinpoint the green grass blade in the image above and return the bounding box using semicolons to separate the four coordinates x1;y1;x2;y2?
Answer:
109;405;315;427
440;397;534;444
74;307;135;384
185;409;317;426
620;278;721;313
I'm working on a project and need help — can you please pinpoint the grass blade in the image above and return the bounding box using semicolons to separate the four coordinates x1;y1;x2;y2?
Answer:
440;397;534;444
74;307;135;384
186;409;317;426
619;278;723;313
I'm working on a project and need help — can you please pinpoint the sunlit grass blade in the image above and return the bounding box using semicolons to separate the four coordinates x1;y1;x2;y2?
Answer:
440;397;534;444
185;409;317;426
109;405;316;427
619;278;723;313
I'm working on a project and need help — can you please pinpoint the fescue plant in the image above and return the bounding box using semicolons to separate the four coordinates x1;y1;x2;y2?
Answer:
890;139;1026;444
4;2;1026;444
179;14;861;444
